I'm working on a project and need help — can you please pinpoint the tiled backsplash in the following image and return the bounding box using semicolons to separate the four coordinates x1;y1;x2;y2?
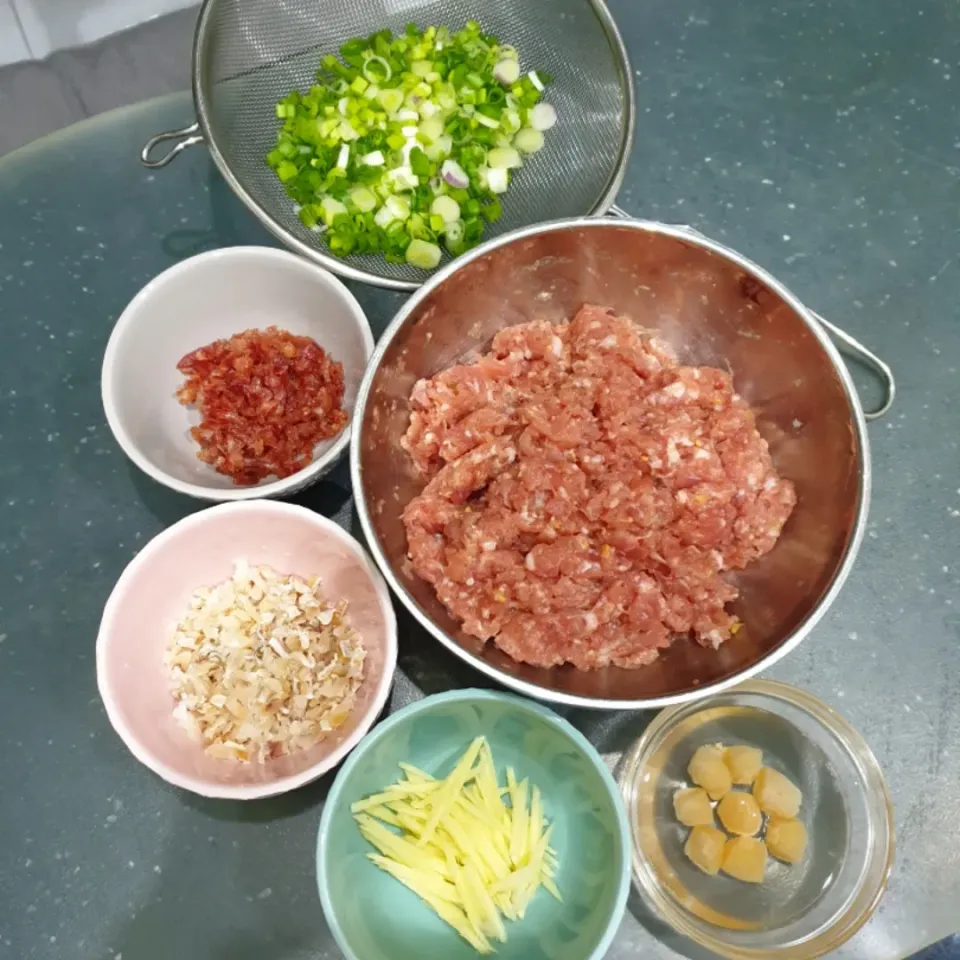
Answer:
0;0;196;65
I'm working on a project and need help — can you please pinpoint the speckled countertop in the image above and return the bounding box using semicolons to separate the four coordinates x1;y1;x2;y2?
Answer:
0;1;958;958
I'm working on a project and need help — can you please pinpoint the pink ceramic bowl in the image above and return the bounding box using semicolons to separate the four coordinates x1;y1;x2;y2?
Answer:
96;500;397;799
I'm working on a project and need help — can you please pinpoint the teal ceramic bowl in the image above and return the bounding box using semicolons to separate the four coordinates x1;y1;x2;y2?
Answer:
317;689;631;960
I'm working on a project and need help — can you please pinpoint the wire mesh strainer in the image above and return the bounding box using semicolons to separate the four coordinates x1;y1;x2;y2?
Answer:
141;0;635;291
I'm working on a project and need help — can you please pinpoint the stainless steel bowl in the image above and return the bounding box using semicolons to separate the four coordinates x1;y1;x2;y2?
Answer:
351;218;891;709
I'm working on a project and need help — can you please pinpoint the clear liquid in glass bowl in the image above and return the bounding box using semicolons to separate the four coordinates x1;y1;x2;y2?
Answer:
618;680;893;959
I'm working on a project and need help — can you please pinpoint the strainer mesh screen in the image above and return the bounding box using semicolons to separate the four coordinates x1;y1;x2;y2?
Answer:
194;0;631;287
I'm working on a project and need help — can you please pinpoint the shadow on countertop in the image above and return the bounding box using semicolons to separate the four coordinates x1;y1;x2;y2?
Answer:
908;936;960;960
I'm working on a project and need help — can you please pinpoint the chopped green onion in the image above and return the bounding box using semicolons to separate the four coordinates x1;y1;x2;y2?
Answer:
374;205;395;228
445;220;465;249
514;128;545;154
487;146;522;169
363;56;392;84
385;195;411;221
440;159;469;188
406;238;442;269
409;147;433;178
268;21;556;267
419;117;445;142
431;195;461;222
276;160;299;182
482;198;502;222
321;197;348;226
493;59;520;85
379;88;404;113
350;187;377;212
486;168;509;194
529;103;557;131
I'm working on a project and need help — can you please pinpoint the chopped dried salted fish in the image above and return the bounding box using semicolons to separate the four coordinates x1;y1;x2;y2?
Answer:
164;561;366;762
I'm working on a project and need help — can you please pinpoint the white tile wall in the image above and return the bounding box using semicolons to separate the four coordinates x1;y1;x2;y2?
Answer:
1;0;195;65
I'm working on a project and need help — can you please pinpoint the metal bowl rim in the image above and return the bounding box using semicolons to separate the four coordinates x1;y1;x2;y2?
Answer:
350;216;871;709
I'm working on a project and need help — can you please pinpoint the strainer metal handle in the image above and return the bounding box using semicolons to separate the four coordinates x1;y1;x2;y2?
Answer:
140;122;205;168
604;207;896;421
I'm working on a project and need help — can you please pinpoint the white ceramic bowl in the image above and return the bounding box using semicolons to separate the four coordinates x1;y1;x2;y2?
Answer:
102;246;374;500
96;500;398;799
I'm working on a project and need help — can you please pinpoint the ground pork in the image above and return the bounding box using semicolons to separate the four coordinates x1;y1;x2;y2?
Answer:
401;305;796;671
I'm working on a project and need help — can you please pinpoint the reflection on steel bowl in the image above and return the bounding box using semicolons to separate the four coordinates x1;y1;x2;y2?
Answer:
351;218;873;709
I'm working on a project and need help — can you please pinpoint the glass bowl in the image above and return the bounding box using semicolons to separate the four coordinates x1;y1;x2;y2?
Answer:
618;680;894;958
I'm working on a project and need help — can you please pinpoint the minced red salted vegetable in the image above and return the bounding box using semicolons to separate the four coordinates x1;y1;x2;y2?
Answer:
177;326;347;485
401;306;797;672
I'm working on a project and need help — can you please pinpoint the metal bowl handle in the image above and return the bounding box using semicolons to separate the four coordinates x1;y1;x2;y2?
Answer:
604;206;896;420
140;121;204;168
807;312;895;421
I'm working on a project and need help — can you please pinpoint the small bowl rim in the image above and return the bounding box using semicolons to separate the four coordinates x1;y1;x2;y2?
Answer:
617;678;895;959
316;687;633;960
101;245;375;502
95;499;398;800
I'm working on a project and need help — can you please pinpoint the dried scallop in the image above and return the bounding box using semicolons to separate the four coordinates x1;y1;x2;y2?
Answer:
723;744;763;785
684;826;727;876
688;744;732;800
721;835;767;883
766;818;808;863
673;788;714;827
672;741;808;886
716;791;763;836
753;766;802;819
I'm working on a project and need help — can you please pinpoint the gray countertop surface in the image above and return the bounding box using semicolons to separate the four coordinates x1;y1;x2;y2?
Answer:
0;1;958;958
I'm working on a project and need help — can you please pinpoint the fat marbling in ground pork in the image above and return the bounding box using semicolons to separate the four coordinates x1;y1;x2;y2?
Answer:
401;305;796;671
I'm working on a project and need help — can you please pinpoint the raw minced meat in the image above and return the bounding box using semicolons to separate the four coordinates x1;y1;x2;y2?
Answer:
401;306;796;671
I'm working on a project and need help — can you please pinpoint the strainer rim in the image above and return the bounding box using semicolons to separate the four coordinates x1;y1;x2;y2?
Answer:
188;0;636;291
